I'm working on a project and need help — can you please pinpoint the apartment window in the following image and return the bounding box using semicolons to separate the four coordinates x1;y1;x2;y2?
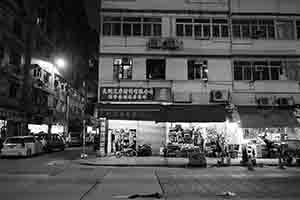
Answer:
232;19;275;39
43;72;50;84
233;60;285;81
33;67;42;77
212;19;229;38
270;61;282;80
123;17;141;36
194;18;211;39
177;18;211;38
234;61;253;80
253;61;269;80
146;59;165;80
276;20;294;40
113;57;133;80
176;18;193;37
176;17;228;39
9;50;21;66
296;21;300;39
234;63;243;80
187;60;208;80
103;16;161;37
13;20;22;38
0;45;4;61
144;18;162;36
9;83;18;98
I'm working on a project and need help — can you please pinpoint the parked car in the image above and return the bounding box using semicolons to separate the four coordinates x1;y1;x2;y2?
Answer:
35;133;65;152
1;136;43;157
69;132;83;147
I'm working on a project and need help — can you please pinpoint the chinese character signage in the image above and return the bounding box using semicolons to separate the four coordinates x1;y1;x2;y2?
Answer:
98;110;162;121
100;87;155;101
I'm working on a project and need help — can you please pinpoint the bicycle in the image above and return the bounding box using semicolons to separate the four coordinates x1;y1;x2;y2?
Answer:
115;147;137;158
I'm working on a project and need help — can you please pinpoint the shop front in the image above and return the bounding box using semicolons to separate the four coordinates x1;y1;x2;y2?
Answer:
237;106;300;158
0;108;27;137
97;87;246;157
98;103;165;155
97;102;235;157
159;105;243;158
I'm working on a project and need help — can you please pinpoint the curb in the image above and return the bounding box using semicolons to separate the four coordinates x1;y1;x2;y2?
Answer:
79;162;188;168
77;161;287;168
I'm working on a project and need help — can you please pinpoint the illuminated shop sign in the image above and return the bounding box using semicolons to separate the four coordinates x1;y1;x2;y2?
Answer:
100;87;154;101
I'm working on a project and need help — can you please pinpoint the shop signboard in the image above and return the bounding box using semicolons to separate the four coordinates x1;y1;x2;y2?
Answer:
154;88;171;101
98;110;162;121
100;87;154;101
99;118;107;155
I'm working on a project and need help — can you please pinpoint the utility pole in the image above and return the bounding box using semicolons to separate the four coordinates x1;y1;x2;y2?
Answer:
96;0;103;157
81;80;88;159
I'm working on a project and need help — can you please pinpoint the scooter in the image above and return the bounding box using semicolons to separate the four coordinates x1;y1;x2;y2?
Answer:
115;144;137;158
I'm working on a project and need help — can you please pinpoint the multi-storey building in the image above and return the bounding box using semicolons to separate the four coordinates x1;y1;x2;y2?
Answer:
0;0;88;138
0;0;28;137
97;0;300;155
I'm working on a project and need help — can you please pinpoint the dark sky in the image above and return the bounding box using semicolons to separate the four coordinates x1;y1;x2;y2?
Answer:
84;0;99;33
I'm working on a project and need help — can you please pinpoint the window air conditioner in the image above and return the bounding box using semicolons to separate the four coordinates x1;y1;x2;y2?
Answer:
210;90;229;102
255;66;264;71
256;97;270;106
147;38;162;49
276;97;293;107
163;38;182;50
122;57;131;65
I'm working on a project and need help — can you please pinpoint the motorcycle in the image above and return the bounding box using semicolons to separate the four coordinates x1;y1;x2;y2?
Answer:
115;143;137;158
137;144;152;156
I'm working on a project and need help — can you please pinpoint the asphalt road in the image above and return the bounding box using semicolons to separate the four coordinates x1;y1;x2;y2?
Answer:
1;149;300;200
0;146;93;174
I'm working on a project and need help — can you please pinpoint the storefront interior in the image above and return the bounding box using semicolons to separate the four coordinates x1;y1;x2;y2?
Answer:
28;124;64;134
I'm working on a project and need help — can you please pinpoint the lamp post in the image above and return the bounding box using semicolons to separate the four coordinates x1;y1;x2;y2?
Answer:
81;80;88;159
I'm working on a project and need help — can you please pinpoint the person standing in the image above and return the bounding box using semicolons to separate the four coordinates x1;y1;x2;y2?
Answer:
111;131;115;153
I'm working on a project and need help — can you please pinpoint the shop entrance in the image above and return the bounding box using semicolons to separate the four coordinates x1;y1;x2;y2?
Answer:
105;120;166;156
165;122;243;158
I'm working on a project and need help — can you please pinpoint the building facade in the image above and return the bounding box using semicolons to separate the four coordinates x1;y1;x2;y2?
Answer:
97;0;300;155
0;0;86;138
0;0;28;137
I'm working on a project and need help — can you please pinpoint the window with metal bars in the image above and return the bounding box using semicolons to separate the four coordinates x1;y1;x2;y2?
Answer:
103;16;161;37
113;58;133;80
232;19;275;39
233;60;285;81
187;60;208;80
176;18;228;39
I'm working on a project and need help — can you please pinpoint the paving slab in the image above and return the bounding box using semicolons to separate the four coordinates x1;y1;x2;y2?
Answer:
83;168;165;200
76;156;282;168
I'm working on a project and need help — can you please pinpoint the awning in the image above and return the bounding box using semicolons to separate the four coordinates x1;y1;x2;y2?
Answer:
238;106;300;128
97;103;164;121
159;105;227;122
97;103;227;122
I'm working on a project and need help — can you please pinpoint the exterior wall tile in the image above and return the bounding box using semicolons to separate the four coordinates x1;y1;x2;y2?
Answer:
166;58;187;80
231;0;300;13
133;58;146;80
102;0;229;11
99;57;114;81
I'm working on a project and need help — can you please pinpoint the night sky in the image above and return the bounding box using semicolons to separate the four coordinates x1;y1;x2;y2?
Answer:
84;0;99;33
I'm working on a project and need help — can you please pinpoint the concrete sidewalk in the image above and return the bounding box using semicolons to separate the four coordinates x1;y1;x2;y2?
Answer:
82;168;165;200
76;155;282;167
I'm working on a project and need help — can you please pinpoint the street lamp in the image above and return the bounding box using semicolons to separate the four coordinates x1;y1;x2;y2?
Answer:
55;58;67;68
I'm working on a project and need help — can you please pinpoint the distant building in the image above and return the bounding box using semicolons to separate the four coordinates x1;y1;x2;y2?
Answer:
0;0;89;137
